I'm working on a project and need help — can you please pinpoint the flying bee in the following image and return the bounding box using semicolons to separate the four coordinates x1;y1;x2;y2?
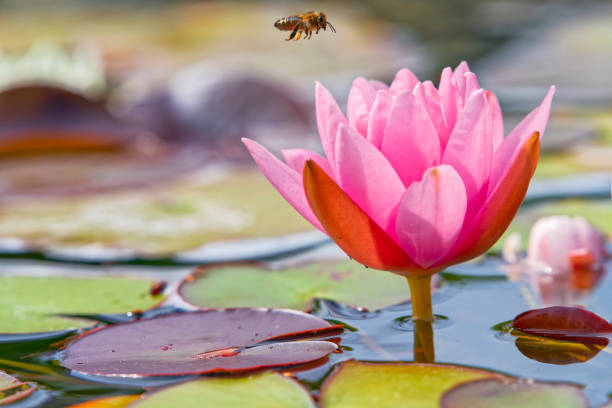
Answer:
274;11;336;41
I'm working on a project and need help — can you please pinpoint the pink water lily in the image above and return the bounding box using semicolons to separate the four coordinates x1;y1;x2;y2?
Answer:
527;215;607;304
243;62;554;322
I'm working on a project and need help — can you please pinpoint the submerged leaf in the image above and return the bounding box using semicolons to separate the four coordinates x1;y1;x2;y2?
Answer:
0;276;162;333
440;378;587;408
132;372;315;408
62;309;339;377
178;260;412;311
513;306;612;342
319;360;499;408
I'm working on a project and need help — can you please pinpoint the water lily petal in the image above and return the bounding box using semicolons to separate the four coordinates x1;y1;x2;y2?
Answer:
453;61;471;99
334;124;405;232
281;148;332;176
347;77;377;137
573;217;607;262
366;90;392;149
437;131;540;268
442;89;492;219
439;67;462;137
489;86;555;192
421;81;450;148
242;138;324;232
370;80;388;91
395;165;467;269
383;88;441;187
463;72;480;102
303;160;414;272
486;90;504;151
389;68;419;95
315;82;348;168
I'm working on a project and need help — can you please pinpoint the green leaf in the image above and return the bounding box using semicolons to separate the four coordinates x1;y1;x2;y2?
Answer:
132;372;315;408
0;170;313;257
440;378;588;408
319;360;499;408
178;260;412;311
0;276;162;333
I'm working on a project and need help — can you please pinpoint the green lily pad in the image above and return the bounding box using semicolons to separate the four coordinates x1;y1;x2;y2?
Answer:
132;372;314;408
319;360;500;408
0;276;162;333
0;169;313;258
178;260;412;311
440;378;588;408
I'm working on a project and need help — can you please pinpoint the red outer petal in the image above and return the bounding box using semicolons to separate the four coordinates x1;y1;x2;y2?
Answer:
437;131;540;268
303;160;415;272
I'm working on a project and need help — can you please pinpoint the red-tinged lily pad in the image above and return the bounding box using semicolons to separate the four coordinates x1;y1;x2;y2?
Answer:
513;330;608;365
513;306;612;342
178;260;415;312
0;370;37;405
131;371;315;408
440;378;588;408
66;394;141;408
62;309;340;377
319;360;501;408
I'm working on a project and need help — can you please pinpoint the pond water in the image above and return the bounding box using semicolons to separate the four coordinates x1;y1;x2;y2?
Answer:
0;255;610;407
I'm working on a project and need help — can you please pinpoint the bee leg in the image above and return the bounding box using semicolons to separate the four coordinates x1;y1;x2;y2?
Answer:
286;26;299;41
308;30;312;39
294;30;302;41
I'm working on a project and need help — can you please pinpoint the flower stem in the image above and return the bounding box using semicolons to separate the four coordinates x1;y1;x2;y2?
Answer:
406;274;434;322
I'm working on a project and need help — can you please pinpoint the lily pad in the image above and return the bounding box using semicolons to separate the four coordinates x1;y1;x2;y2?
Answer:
514;330;608;365
0;276;163;333
0;85;129;156
132;372;315;408
319;360;500;408
62;309;340;377
178;260;412;311
67;395;141;408
0;168;315;260
0;370;37;404
513;306;612;342
440;378;588;408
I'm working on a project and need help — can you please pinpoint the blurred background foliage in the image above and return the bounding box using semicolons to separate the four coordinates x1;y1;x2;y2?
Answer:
0;0;609;257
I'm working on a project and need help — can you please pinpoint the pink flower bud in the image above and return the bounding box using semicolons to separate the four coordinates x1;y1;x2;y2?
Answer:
528;215;606;272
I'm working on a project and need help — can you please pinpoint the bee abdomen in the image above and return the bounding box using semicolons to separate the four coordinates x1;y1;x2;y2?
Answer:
274;15;300;30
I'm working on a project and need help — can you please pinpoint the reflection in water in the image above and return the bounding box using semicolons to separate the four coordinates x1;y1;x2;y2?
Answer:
527;262;606;307
414;320;434;363
513;329;608;365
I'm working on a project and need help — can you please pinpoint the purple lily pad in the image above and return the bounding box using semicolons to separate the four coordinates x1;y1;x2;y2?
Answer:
62;309;341;377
